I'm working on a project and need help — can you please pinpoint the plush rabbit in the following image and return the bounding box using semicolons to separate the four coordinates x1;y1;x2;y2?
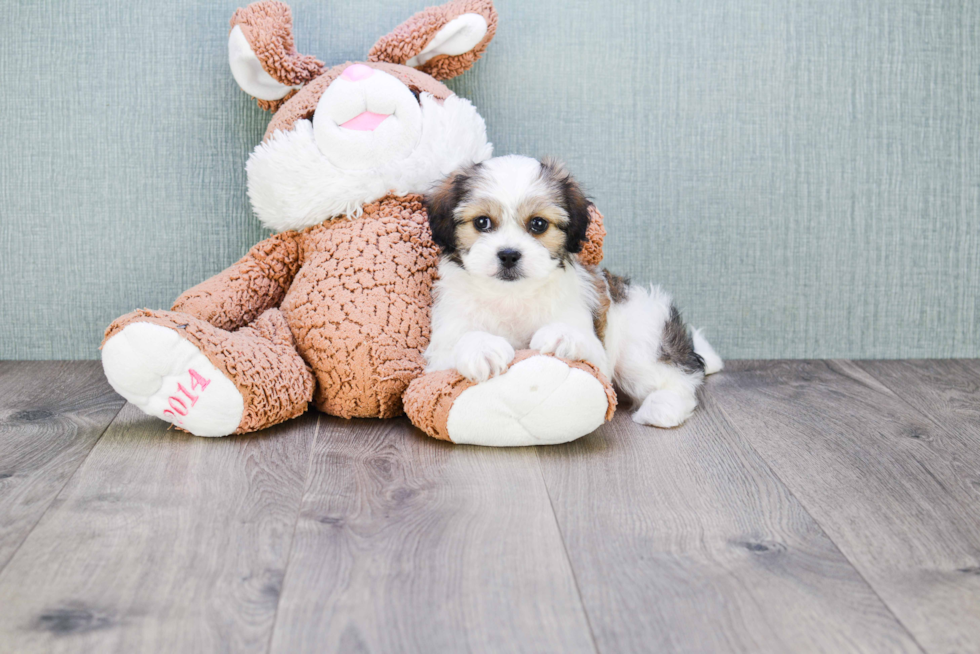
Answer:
101;0;615;445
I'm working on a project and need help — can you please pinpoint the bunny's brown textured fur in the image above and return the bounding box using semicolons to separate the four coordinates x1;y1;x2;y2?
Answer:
230;1;324;111
102;0;615;440
369;0;497;81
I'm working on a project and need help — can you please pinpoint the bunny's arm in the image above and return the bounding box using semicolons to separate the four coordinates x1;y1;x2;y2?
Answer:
171;231;303;331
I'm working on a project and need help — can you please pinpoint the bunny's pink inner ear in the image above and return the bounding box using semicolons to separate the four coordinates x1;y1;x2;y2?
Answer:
228;1;324;110
368;0;497;82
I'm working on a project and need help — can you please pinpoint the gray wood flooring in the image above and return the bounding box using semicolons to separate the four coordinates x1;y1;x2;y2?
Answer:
0;360;978;654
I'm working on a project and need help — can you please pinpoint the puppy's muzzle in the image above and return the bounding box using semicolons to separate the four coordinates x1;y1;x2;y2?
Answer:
497;249;522;269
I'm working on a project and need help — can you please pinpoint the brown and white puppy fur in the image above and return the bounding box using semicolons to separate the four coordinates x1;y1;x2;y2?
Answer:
424;155;722;428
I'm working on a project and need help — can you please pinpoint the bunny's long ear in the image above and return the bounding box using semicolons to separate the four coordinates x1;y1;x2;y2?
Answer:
228;1;324;111
368;0;497;81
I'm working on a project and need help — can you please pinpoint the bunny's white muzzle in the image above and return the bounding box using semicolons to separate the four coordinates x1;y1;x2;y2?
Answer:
313;65;423;170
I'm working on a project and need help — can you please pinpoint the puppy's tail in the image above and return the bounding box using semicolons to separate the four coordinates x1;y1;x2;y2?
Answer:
692;328;723;375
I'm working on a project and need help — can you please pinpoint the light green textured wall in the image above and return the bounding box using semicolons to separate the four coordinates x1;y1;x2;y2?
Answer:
1;0;977;360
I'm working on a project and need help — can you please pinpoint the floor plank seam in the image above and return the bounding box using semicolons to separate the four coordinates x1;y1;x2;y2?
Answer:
0;397;126;579
5;363;974;651
533;450;602;654
710;395;931;654
263;411;323;654
855;361;980;444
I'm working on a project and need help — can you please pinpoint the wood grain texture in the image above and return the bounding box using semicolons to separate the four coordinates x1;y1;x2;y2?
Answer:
536;381;921;654
711;360;980;654
3;361;980;653
0;361;124;573
269;416;595;654
855;360;980;437
0;405;319;654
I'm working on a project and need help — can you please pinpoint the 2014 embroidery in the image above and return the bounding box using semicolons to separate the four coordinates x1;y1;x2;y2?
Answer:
162;369;211;424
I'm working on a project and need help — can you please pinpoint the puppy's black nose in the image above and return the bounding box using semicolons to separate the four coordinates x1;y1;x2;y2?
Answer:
497;249;522;269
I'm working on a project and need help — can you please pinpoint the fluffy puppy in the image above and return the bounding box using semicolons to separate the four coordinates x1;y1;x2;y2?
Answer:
423;155;722;428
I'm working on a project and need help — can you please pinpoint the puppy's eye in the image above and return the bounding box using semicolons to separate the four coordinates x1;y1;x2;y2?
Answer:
528;217;549;234
474;216;493;232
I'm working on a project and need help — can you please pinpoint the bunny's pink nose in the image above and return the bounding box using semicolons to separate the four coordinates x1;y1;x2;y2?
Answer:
342;64;374;82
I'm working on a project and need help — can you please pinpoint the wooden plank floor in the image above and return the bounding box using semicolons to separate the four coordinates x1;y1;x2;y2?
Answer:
0;360;978;654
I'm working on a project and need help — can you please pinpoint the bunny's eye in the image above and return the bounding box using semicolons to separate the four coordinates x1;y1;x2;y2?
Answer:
474;216;493;232
528;217;549;234
409;87;421;103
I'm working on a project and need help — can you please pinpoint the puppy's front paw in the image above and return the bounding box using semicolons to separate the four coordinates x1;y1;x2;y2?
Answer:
453;332;516;383
530;323;607;370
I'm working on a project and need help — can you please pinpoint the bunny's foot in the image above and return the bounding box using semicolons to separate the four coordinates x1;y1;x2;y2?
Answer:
101;309;313;436
404;350;616;446
102;321;244;436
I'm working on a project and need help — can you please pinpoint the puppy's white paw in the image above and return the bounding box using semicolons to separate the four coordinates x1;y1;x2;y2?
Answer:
632;389;697;428
453;332;516;383
530;323;608;371
102;322;244;437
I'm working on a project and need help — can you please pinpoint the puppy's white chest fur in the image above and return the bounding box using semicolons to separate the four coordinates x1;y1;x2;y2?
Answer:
422;154;721;431
426;260;598;363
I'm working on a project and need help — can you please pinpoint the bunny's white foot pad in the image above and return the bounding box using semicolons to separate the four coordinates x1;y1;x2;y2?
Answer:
102;322;244;437
446;355;609;446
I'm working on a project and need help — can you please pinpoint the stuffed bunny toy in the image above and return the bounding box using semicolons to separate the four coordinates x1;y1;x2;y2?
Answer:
101;0;616;446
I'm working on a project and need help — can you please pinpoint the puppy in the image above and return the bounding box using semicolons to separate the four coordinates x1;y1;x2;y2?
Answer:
423;155;722;428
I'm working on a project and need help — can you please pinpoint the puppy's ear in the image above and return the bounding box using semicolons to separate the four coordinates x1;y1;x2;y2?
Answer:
425;170;471;255
542;157;592;255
